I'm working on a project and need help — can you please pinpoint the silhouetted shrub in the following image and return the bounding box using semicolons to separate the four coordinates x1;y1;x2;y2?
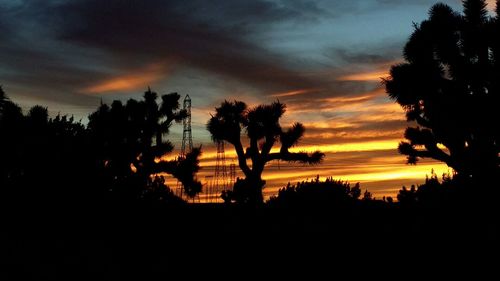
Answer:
268;176;363;208
396;171;471;208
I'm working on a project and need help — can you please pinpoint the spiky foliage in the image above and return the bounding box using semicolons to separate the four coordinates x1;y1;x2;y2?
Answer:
207;100;325;204
88;88;201;198
268;177;362;207
385;0;500;182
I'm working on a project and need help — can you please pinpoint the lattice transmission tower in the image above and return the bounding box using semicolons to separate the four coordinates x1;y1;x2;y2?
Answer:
177;95;194;200
210;140;229;202
180;95;193;157
229;162;236;190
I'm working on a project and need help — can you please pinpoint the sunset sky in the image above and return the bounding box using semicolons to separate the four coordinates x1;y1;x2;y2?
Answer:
1;0;495;199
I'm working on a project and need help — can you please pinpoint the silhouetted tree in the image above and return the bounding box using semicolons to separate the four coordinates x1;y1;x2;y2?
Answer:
385;0;500;185
87;88;201;200
207;100;324;204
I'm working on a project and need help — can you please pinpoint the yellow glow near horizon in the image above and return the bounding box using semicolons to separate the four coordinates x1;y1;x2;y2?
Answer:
344;163;450;183
258;161;451;198
160;138;404;161
287;139;400;153
161;139;450;200
158;87;448;200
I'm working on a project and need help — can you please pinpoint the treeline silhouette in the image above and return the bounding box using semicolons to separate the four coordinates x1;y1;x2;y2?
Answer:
0;86;201;212
269;172;480;210
1;83;483;211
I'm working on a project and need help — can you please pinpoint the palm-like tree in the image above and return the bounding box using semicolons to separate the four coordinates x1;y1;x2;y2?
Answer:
207;100;324;204
385;0;500;183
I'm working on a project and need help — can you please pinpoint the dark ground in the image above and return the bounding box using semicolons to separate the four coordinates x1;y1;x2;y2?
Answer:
1;203;498;280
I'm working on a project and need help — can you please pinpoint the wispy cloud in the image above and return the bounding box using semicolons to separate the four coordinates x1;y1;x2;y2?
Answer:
337;70;389;82
83;62;171;94
270;88;320;98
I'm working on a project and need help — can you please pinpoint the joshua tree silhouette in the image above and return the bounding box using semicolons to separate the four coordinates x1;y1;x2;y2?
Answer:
385;0;500;184
87;88;202;199
207;100;324;204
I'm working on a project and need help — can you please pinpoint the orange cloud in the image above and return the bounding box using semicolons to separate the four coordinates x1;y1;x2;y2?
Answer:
336;60;400;82
305;129;404;140
83;62;170;94
487;0;497;11
326;97;402;116
285;89;405;133
306;120;357;130
321;91;380;103
337;70;389;82
270;88;320;98
285;88;387;114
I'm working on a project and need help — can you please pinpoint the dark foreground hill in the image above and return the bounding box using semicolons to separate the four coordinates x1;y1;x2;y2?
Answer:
1;202;498;280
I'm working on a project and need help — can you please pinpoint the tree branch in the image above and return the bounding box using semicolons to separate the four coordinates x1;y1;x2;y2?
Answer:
261;135;275;157
234;141;252;177
399;141;452;166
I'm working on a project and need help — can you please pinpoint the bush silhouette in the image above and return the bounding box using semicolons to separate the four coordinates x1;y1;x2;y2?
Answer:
396;171;468;208
268;176;362;208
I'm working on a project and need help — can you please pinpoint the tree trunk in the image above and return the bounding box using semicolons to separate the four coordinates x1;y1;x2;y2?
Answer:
245;175;265;205
232;174;265;205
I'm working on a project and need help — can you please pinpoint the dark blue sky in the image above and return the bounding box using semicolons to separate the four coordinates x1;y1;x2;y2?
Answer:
0;0;465;115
